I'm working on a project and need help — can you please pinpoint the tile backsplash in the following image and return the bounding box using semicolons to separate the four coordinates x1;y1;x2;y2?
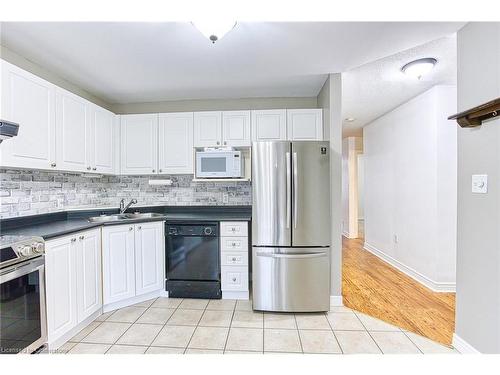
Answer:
0;169;252;219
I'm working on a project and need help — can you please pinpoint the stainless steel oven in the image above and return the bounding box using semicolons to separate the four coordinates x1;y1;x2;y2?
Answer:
0;235;47;354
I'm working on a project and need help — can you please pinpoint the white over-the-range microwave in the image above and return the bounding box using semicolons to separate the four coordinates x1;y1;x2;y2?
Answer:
195;150;244;178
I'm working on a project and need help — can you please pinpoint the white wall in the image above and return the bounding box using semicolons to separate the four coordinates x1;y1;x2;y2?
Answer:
357;154;364;220
342;137;363;238
363;85;457;291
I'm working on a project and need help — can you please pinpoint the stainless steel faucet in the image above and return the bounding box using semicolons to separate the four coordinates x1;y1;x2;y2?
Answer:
120;198;138;214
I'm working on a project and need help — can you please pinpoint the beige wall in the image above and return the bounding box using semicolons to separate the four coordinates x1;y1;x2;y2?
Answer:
318;74;343;300
0;45;114;111
455;22;500;353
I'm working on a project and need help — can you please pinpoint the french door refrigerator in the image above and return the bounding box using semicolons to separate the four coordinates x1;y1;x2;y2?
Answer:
252;141;331;312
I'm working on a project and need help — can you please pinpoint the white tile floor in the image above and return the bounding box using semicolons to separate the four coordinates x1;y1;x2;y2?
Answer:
57;297;458;354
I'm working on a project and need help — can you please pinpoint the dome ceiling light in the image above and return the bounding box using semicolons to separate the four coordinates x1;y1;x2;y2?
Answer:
401;58;437;79
192;20;237;44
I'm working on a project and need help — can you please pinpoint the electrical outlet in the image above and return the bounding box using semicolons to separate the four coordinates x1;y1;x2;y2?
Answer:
222;193;229;204
472;174;488;193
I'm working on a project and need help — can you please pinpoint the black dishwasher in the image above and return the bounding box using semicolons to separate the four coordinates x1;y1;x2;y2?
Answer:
165;222;221;299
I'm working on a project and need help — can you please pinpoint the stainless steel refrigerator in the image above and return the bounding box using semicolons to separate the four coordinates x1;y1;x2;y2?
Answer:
252;141;331;312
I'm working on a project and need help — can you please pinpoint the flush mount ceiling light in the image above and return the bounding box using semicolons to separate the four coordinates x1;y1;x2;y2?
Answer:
192;20;236;44
345;117;356;122
401;58;437;79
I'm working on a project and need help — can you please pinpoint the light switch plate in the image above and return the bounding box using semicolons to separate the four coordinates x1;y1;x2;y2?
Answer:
472;174;488;193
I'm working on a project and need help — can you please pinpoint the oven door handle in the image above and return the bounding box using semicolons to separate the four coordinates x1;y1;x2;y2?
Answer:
0;257;45;283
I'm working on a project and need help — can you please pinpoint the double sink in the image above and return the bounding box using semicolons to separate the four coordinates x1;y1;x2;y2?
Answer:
88;212;165;223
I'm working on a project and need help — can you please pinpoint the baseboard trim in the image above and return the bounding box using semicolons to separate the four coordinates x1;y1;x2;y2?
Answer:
222;291;249;300
330;295;343;306
363;242;456;293
452;333;480;354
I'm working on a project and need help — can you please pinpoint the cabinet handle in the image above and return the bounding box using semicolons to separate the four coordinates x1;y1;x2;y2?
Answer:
231;228;236;232
129;227;133;231
71;238;76;243
232;277;237;282
87;166;91;170
92;167;97;171
50;163;56;168
79;235;84;240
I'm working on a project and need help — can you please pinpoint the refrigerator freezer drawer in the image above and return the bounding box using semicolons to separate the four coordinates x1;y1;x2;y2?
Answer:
252;247;330;312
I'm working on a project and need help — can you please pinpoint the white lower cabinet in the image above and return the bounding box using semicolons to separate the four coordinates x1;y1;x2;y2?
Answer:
102;221;164;307
220;221;249;299
45;229;101;347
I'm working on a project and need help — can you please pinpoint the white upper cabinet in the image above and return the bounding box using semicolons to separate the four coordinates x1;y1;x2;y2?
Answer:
193;111;222;147
222;111;251;147
134;222;164;296
286;109;323;140
90;105;115;174
0;60;57;169
251;109;287;141
158;112;193;174
120;114;158;175
56;88;90;172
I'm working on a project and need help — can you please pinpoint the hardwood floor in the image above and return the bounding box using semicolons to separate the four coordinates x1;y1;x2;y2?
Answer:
342;236;456;346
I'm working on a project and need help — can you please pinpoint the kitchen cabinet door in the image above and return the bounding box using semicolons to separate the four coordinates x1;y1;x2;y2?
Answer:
134;222;164;296
251;109;287;141
222;110;251;147
76;229;102;323
45;235;78;343
102;224;136;305
158;112;194;174
286;109;323;140
55;88;90;172
120;114;158;175
90;105;115;174
193;111;222;147
0;60;57;170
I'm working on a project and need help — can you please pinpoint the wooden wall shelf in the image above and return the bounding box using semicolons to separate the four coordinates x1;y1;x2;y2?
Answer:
448;98;500;128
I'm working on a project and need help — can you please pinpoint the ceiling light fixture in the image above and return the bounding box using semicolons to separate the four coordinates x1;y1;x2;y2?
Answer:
401;58;437;79
345;117;356;122
192;20;236;44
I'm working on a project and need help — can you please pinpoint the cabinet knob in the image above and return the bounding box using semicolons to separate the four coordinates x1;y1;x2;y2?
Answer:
152;169;155;173
232;277;237;282
92;167;97;171
224;141;227;145
216;141;220;145
79;235;84;240
50;163;56;168
232;242;236;246
87;166;91;170
232;257;237;262
71;238;76;243
129;227;133;231
138;226;142;230
159;169;162;173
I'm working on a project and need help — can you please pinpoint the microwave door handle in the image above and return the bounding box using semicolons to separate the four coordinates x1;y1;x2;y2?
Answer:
286;152;291;229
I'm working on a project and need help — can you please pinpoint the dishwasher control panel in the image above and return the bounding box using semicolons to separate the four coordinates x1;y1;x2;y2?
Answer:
166;223;218;237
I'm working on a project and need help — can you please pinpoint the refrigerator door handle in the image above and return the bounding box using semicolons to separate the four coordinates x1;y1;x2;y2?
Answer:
256;252;326;259
293;152;298;229
286;152;291;229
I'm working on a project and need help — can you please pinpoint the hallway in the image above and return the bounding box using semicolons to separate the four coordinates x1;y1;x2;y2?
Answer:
342;236;456;346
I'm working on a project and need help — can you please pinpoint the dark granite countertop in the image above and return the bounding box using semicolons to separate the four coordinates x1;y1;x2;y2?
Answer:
0;205;251;240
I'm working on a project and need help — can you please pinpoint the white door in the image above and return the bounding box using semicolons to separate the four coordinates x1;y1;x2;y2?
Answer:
223;110;251;147
251;109;287;141
55;88;90;172
158;112;193;174
76;229;102;323
45;235;77;343
135;222;164;296
102;224;136;305
90;105;115;174
0;60;57;170
120;114;158;175
193;111;222;147
286;109;323;140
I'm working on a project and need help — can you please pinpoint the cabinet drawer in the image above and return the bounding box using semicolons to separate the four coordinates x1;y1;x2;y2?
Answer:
221;266;248;291
221;252;248;266
221;237;248;252
220;221;248;237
